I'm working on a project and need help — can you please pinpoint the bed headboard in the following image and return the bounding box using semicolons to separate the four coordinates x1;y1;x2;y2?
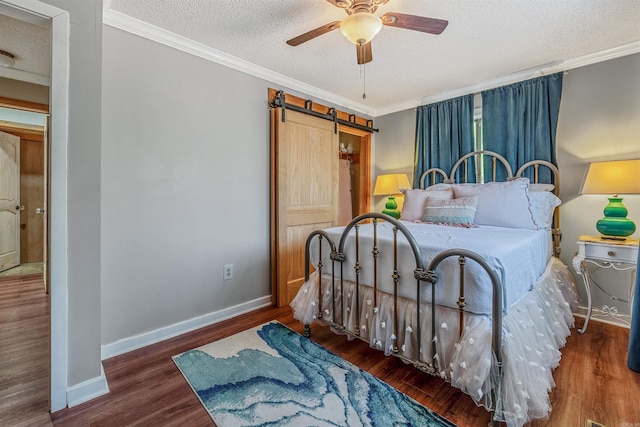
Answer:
418;150;562;257
516;159;561;258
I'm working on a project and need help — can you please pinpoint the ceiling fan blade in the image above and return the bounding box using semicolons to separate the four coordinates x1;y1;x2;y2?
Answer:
381;12;448;35
356;42;372;65
286;21;342;46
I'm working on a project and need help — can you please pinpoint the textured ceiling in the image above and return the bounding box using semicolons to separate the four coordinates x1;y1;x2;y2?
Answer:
2;1;639;115
106;0;640;115
0;7;50;87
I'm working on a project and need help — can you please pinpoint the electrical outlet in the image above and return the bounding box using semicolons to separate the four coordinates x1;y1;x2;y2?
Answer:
223;264;233;280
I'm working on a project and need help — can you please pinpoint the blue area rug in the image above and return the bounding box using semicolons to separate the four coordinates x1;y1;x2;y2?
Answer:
173;321;456;427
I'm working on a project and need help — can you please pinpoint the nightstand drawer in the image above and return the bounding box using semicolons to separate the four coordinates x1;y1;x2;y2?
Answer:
583;242;637;263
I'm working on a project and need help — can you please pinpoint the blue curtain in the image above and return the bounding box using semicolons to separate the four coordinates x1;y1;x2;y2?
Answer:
628;247;640;372
481;73;563;182
413;94;474;188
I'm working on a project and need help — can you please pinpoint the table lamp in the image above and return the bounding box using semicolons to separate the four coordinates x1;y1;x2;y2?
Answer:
579;159;640;240
373;173;411;219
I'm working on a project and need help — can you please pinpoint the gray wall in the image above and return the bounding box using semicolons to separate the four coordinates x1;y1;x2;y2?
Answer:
101;26;270;344
374;53;640;320
45;0;103;388
100;26;264;345
9;0;105;395
556;53;640;318
372;109;415;212
100;25;373;347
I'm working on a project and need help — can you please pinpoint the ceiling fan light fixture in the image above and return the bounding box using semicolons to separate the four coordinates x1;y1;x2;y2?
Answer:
340;12;382;45
0;49;16;68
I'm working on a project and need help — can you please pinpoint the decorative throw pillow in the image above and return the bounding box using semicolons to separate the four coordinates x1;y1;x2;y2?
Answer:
400;188;454;221
423;196;479;227
453;178;537;230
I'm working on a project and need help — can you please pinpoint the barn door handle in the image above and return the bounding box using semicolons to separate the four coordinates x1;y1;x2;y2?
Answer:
15;205;24;211
36;208;45;214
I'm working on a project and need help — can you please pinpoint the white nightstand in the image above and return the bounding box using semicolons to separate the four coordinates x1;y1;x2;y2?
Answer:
572;235;639;334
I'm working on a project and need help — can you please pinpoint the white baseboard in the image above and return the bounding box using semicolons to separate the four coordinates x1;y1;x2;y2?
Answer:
66;363;110;407
101;295;272;360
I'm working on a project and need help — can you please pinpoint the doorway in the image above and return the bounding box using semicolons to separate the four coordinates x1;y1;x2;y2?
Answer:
337;128;371;225
0;0;70;413
0;102;50;425
269;89;373;307
0;0;60;419
0;107;47;279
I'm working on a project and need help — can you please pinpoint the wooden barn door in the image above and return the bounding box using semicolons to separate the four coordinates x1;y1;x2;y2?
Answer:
271;108;339;306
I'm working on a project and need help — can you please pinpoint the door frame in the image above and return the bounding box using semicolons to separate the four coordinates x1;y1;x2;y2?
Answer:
0;0;71;412
338;125;371;217
0;103;48;276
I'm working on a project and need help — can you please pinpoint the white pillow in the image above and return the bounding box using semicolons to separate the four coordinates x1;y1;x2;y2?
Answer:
400;188;454;221
529;191;561;230
452;178;537;230
426;183;453;191
529;183;555;192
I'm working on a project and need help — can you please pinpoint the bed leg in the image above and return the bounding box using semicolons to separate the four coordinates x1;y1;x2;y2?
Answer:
303;324;311;337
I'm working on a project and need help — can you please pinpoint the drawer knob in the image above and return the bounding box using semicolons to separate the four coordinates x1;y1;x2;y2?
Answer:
607;250;615;257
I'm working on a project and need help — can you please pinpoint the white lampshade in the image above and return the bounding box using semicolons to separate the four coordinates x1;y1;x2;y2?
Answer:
373;174;411;196
340;12;382;45
579;159;640;239
579;159;640;195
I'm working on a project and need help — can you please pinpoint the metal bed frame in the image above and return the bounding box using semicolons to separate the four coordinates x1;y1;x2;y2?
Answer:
300;151;561;425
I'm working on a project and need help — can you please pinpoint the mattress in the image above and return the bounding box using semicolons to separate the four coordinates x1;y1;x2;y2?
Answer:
310;220;552;314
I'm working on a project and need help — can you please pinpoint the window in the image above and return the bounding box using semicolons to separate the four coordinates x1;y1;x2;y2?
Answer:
473;115;485;182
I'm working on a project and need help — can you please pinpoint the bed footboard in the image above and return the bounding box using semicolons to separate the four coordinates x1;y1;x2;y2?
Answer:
299;213;505;423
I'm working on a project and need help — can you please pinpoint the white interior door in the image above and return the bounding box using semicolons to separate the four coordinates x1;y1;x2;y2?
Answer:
0;130;20;272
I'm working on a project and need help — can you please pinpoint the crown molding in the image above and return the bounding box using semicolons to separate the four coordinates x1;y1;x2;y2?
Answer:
373;98;421;117
377;40;640;117
562;40;640;71
103;9;376;117
0;66;49;86
103;8;640;118
0;0;65;20
0;1;51;27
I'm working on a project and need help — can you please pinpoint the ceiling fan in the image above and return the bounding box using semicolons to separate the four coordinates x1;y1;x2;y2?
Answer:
286;0;448;65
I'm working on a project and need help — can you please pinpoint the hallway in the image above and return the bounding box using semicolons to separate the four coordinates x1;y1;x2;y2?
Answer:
0;273;51;426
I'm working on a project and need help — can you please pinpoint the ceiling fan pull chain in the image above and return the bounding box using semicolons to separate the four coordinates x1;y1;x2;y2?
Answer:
362;63;367;99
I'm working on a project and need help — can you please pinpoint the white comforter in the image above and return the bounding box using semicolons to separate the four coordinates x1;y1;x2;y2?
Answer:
311;220;551;314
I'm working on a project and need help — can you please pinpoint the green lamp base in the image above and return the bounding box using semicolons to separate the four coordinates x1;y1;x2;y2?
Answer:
381;196;401;219
596;196;636;239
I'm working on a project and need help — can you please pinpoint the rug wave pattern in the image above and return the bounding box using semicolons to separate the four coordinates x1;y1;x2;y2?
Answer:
173;322;455;427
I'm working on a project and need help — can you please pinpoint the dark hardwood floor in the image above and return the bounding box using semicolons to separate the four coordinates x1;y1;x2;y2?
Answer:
0;273;50;427
49;304;639;427
2;273;638;426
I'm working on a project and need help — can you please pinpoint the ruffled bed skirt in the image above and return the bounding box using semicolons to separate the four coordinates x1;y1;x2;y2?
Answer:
290;257;579;427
